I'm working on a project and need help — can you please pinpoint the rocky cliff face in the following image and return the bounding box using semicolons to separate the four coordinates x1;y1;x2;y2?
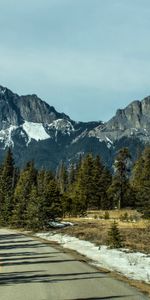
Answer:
88;97;150;146
107;97;150;130
0;85;149;169
0;85;69;129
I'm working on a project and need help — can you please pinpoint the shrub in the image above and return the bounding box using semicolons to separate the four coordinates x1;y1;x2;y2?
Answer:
120;212;128;222
104;211;110;220
107;221;124;248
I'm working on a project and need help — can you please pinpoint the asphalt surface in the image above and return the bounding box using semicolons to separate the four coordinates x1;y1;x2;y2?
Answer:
0;228;149;300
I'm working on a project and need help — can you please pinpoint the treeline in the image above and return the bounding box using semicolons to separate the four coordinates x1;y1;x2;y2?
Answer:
0;147;150;230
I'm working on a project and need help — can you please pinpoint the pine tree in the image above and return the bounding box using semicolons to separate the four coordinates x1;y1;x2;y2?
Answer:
89;156;111;209
81;153;95;210
72;154;95;214
26;185;41;230
107;221;124;248
65;154;112;215
61;193;73;218
91;155;104;209
68;163;76;185
131;147;150;218
57;161;68;194
45;178;62;220
0;148;15;225
36;171;62;227
107;148;133;209
12;161;37;227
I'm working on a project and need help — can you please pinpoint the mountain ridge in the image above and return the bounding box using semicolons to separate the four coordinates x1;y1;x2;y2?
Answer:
0;85;149;169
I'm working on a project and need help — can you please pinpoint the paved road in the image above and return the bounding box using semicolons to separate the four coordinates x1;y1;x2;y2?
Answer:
0;229;149;300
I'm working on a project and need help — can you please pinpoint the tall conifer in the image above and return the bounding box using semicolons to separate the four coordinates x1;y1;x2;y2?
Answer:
0;148;15;224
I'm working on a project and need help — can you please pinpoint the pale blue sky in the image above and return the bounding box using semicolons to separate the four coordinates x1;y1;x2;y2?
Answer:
0;0;150;121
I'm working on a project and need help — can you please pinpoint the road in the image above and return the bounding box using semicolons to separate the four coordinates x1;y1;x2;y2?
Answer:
0;228;149;300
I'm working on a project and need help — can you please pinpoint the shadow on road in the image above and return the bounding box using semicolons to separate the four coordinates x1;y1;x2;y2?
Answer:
68;297;133;299
1;258;78;266
0;233;108;287
0;270;107;285
0;242;46;250
0;251;63;257
0;232;142;300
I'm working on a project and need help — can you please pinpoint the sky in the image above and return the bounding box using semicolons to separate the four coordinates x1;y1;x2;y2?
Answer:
0;0;150;122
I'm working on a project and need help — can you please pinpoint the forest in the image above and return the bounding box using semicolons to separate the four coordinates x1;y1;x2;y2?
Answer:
0;147;150;230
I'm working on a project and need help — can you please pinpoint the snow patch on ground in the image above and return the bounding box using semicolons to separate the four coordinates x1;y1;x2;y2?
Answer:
35;232;150;284
47;221;74;228
22;121;50;143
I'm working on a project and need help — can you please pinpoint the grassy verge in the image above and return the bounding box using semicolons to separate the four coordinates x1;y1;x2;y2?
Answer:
60;210;150;254
53;210;150;295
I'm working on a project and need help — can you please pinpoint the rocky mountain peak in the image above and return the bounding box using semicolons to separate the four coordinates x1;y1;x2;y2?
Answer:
0;85;70;129
0;86;6;94
88;96;150;146
0;84;150;170
107;97;150;131
141;96;150;115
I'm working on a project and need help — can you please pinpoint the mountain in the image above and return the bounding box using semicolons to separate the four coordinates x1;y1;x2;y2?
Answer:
0;85;149;170
89;97;150;143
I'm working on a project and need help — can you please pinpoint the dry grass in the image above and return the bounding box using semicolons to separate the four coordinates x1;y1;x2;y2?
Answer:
88;209;142;220
61;210;150;254
28;210;150;297
56;212;150;296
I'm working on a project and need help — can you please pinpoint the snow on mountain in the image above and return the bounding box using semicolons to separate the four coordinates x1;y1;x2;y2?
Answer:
71;129;88;144
0;119;76;148
0;121;51;148
0;125;18;148
22;121;50;143
0;86;6;95
0;84;150;170
88;125;114;148
47;119;75;135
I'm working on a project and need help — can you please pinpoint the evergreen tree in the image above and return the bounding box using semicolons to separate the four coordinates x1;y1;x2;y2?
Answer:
93;156;112;209
57;161;68;194
36;171;62;227
12;161;37;227
0;148;15;224
72;154;95;214
81;153;95;210
61;193;73;218
66;154;111;215
26;185;41;230
107;221;124;248
68;163;76;185
131;147;150;218
107;148;133;209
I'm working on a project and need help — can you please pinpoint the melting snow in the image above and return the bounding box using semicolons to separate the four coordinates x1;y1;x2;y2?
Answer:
47;221;74;228
35;232;150;284
22;121;50;143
